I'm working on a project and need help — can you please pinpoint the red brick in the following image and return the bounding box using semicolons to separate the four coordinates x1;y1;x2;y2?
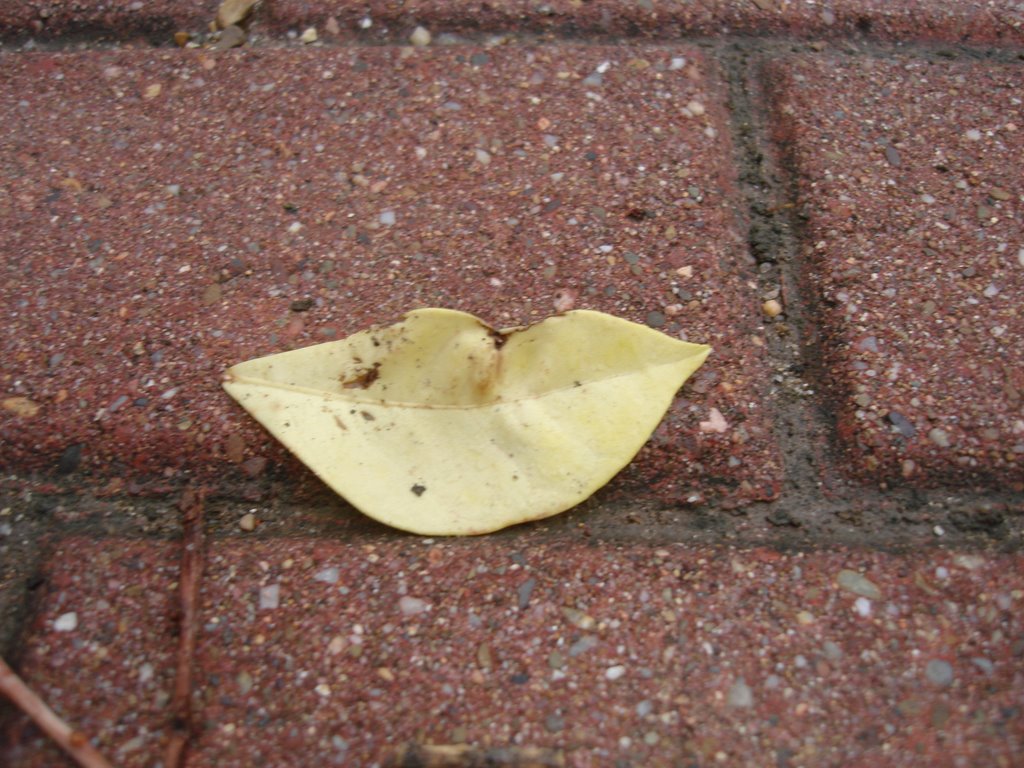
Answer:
5;536;1023;766
0;538;178;767
0;46;780;507
190;537;1024;766
2;1;1021;45
766;55;1024;490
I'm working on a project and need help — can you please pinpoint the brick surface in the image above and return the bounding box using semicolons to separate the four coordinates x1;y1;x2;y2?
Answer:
0;538;178;767
766;55;1024;490
0;45;780;506
2;0;1022;44
0;0;216;39
270;0;1024;45
3;7;1024;768
8;537;1022;766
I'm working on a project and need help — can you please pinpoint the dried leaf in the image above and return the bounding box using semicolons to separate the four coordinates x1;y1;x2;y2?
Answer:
223;309;710;535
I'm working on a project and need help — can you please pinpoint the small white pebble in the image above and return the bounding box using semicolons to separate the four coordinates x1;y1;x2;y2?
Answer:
670;57;687;70
928;428;951;448
54;612;78;632
934;525;945;537
399;595;429;616
954;554;986;570
315;683;331;697
287;221;303;234
699;407;729;434
259;584;280;610
853;597;872;617
1017;247;1024;268
474;148;491;166
409;26;431;47
965;128;982;141
314;567;340;584
935;566;949;580
726;678;754;708
379;210;396;226
414;146;427;160
605;664;627;681
686;100;706;116
299;27;318;43
359;15;373;29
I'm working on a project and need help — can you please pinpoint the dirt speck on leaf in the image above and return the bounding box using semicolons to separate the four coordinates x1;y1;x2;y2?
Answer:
342;363;381;389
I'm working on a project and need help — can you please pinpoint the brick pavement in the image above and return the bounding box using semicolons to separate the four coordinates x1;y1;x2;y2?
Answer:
1;2;1022;766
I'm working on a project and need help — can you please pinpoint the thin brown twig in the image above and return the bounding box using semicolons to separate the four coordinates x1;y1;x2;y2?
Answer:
0;655;114;768
164;484;206;768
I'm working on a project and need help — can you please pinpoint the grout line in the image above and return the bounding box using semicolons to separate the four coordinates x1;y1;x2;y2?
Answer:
714;39;824;502
2;24;1024;60
716;39;851;505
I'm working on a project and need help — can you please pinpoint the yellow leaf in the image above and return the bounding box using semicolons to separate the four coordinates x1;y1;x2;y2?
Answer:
223;308;710;535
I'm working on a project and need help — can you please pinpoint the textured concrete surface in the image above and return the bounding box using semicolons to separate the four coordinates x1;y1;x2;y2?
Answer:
2;0;1023;44
0;45;780;507
5;536;1024;767
1;539;179;767
1;4;1023;768
766;55;1024;490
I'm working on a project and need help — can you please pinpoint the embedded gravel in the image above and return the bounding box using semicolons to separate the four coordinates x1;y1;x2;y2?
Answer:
3;0;1022;45
4;536;1023;766
0;45;781;508
268;0;1024;45
766;54;1024;491
0;539;178;767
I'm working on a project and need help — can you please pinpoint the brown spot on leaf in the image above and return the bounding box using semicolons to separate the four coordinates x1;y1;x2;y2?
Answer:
488;328;509;349
333;415;348;431
411;483;426;496
342;362;381;389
